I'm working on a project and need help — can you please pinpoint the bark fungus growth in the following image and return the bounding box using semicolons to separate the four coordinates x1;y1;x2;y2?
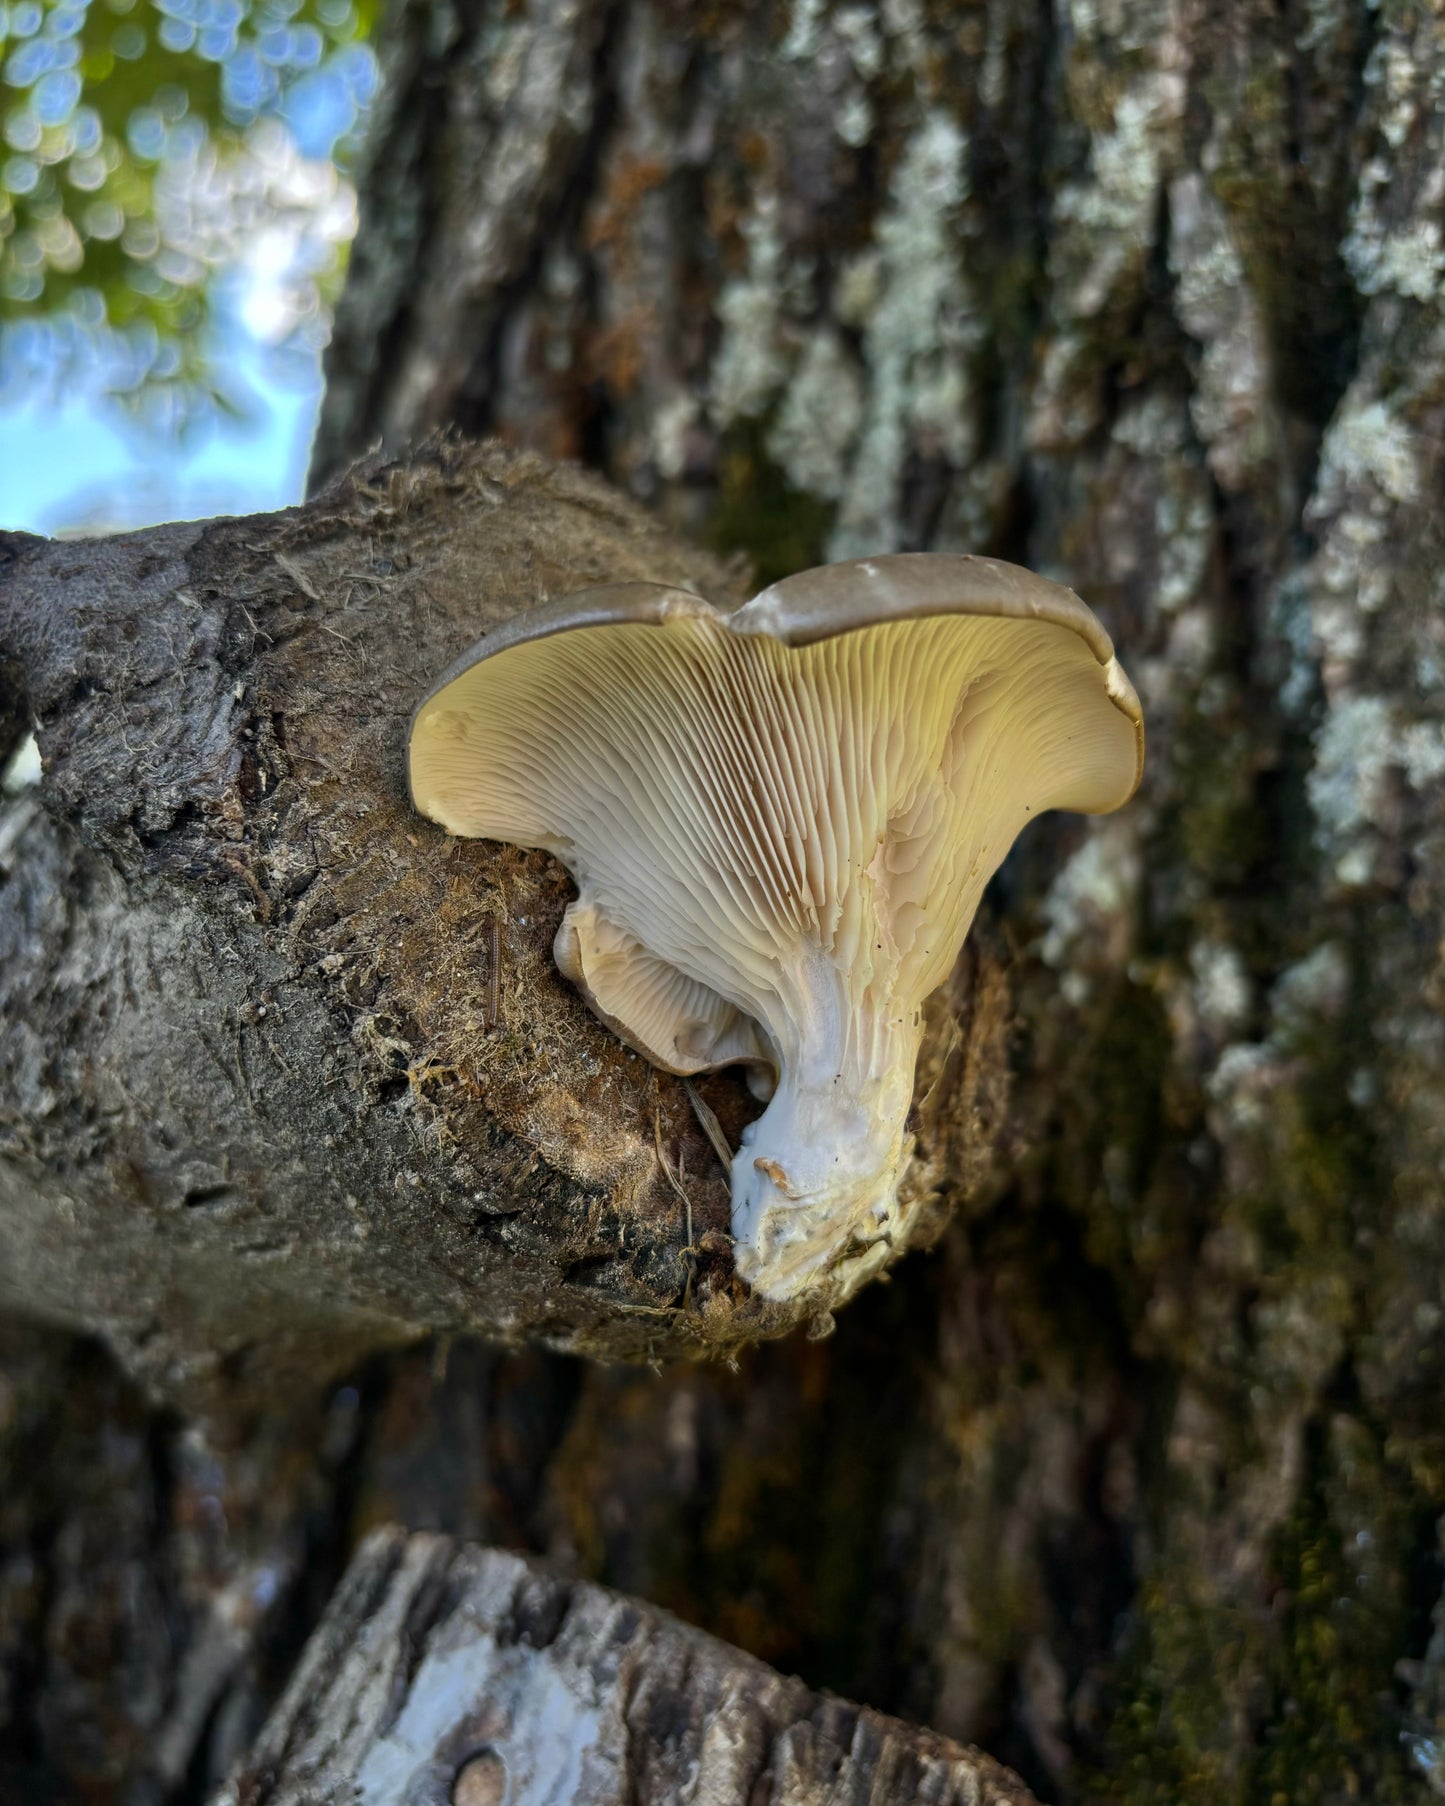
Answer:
0;442;1013;1414
410;554;1141;1303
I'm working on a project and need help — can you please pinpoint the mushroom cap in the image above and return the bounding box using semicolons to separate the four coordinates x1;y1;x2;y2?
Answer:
409;554;1143;1298
409;554;1142;1084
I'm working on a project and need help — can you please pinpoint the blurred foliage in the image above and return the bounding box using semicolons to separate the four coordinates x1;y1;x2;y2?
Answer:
0;0;378;418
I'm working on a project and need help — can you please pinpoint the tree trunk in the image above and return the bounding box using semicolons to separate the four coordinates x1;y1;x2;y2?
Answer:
310;0;1445;1799
5;1;1445;1802
214;1526;1038;1806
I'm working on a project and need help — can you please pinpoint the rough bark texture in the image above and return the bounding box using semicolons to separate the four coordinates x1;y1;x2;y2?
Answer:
213;1526;1038;1806
5;1;1445;1803
0;441;1011;1410
309;0;1445;1800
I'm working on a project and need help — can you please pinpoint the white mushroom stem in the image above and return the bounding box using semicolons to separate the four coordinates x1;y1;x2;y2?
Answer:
731;944;921;1293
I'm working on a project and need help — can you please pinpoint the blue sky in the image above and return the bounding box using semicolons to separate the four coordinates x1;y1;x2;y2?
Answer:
0;17;375;537
0;327;321;535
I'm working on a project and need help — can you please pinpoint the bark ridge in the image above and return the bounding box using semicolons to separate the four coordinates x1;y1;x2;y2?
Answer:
216;1526;1039;1806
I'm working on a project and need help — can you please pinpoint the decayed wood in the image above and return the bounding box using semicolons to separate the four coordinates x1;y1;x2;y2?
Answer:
0;439;1011;1410
214;1526;1039;1806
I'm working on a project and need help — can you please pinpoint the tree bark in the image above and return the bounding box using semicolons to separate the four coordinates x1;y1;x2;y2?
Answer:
305;2;1445;1801
214;1525;1038;1806
6;1;1445;1802
0;441;1011;1412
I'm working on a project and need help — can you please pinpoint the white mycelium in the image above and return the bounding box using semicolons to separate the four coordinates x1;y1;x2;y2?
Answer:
409;556;1143;1301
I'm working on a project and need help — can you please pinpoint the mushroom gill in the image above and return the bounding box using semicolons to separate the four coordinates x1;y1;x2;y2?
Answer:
409;555;1143;1301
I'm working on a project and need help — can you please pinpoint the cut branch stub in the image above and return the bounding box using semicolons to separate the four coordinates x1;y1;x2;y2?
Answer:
0;445;1018;1407
410;553;1142;1304
215;1526;1040;1806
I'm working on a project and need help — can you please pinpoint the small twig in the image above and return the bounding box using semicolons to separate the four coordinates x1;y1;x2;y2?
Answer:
238;603;273;651
654;1110;698;1309
260;1023;298;1080
274;551;321;601
683;1078;733;1177
653;1109;689;1209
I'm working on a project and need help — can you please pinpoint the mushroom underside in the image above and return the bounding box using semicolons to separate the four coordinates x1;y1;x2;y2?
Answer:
410;580;1140;1300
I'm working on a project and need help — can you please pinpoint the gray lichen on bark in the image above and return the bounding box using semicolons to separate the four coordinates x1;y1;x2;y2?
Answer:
5;0;1445;1799
307;0;1445;1798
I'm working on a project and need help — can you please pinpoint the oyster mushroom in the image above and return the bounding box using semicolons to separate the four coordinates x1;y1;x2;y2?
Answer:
409;555;1143;1301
